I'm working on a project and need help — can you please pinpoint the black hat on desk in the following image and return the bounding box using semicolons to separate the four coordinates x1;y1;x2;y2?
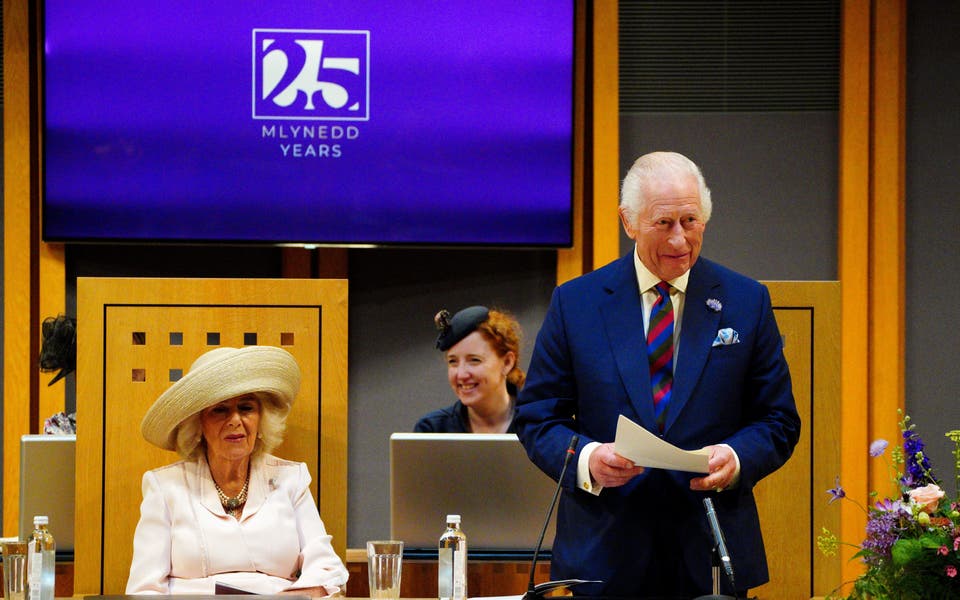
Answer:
435;305;490;351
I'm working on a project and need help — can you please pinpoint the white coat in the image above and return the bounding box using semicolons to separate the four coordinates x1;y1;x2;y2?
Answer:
125;453;348;595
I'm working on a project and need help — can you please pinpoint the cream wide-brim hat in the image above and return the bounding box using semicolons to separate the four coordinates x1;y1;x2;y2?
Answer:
140;346;301;451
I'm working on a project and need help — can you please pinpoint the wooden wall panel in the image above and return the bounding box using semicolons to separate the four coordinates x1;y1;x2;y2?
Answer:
868;0;907;495
754;282;841;600
589;0;621;271
3;0;69;538
838;0;872;586
2;0;34;537
838;0;907;591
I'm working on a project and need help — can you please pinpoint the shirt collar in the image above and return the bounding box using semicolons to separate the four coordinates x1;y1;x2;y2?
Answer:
632;248;690;294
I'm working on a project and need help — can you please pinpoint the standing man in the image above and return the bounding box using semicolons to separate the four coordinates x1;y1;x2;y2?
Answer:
516;151;800;598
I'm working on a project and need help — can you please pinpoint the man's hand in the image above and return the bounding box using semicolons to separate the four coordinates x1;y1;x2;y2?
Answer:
689;445;737;492
588;442;645;487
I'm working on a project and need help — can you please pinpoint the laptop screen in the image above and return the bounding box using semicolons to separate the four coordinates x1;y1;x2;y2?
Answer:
19;435;75;554
389;433;556;555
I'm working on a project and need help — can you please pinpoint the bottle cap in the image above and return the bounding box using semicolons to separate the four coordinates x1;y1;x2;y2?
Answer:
33;515;49;526
446;514;461;524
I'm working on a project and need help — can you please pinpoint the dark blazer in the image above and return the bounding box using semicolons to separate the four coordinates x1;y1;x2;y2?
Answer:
413;400;518;433
516;253;801;597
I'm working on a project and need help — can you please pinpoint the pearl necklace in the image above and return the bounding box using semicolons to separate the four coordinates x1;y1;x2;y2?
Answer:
214;475;249;518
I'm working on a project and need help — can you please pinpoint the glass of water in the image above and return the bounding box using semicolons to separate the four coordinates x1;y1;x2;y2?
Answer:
2;541;28;600
366;540;403;600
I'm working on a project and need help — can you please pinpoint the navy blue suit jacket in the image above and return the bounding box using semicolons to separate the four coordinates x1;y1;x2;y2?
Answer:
516;254;801;597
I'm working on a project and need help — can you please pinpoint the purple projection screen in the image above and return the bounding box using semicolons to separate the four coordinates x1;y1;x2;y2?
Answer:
42;1;574;246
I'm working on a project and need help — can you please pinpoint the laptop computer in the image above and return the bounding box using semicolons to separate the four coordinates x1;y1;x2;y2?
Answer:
19;434;75;554
389;433;557;554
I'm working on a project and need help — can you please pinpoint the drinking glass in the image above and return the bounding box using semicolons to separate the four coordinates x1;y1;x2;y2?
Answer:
366;540;403;600
2;541;28;600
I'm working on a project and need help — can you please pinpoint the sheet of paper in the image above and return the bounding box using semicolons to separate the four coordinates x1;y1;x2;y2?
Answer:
613;414;710;473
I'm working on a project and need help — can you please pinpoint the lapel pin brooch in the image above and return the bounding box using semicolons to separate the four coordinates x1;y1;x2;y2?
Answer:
705;298;722;312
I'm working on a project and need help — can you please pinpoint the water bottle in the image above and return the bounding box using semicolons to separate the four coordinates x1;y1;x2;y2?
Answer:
438;514;467;600
27;515;55;600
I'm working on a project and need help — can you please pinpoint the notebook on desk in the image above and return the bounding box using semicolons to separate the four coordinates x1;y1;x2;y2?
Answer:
19;434;75;552
389;432;557;553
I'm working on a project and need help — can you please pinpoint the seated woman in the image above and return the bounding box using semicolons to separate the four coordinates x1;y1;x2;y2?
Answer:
415;305;525;433
126;346;348;596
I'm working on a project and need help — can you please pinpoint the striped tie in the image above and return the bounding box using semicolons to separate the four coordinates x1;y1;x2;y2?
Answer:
647;281;674;431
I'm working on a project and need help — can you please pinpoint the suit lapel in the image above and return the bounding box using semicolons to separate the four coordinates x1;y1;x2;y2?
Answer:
600;254;658;431
193;457;227;517
664;259;723;433
242;454;271;519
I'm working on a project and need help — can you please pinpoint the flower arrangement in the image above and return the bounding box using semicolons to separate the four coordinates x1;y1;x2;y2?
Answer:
818;411;960;599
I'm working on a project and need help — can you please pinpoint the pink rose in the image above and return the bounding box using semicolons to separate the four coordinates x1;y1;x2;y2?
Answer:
947;565;957;578
908;484;945;513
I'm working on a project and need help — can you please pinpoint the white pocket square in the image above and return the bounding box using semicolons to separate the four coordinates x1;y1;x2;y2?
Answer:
712;328;740;347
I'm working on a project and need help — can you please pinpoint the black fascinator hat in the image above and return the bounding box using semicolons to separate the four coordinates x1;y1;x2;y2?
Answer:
435;306;490;351
39;314;77;386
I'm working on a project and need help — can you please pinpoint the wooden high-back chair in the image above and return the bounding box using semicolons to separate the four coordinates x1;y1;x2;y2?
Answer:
74;278;348;595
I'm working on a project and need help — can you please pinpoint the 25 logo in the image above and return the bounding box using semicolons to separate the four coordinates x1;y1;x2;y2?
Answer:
253;29;369;120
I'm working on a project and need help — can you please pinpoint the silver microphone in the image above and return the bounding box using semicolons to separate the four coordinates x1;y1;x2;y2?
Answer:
703;498;736;590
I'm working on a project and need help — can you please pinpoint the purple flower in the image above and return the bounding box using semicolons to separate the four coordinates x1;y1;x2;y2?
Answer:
874;497;907;514
826;476;845;503
862;510;901;564
869;439;889;457
705;298;722;312
901;429;937;487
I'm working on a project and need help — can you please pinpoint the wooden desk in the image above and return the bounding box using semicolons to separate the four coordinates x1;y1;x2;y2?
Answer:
26;553;549;599
344;549;549;599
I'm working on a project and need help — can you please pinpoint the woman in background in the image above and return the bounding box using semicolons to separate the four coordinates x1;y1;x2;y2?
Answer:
126;346;348;596
414;306;525;433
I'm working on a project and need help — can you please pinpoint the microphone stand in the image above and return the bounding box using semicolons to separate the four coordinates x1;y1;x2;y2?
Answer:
522;434;579;600
694;498;737;600
692;547;737;600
